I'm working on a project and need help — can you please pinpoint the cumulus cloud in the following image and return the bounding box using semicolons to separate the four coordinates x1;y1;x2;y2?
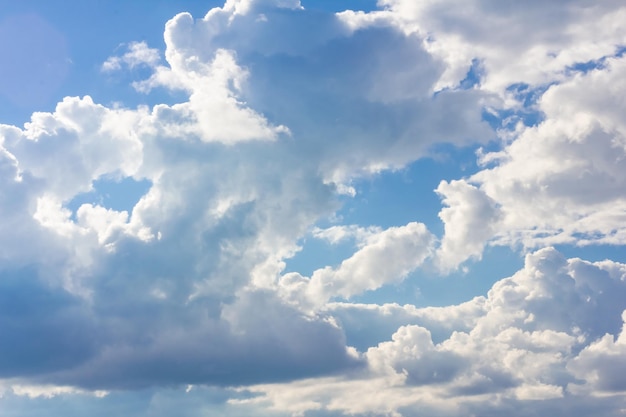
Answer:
2;0;626;416
436;55;626;269
243;247;626;416
376;0;626;92
139;0;493;180
435;179;501;272
0;0;488;393
311;224;383;246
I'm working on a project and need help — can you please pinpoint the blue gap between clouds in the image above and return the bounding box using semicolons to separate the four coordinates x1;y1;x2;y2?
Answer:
283;143;526;307
283;144;483;278
66;177;152;220
351;245;524;307
301;0;379;13
565;45;626;76
555;244;626;265
459;58;483;89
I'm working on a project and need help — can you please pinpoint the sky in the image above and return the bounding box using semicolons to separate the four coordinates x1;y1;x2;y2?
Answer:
1;0;626;416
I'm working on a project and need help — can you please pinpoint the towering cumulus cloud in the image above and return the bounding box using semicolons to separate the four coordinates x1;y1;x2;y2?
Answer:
0;0;626;416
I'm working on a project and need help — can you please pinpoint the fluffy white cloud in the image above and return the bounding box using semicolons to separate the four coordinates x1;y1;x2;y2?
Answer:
376;0;626;92
435;179;501;272
0;0;488;392
311;224;383;246
139;0;493;180
243;247;626;416
568;310;626;394
279;222;434;309
436;56;626;270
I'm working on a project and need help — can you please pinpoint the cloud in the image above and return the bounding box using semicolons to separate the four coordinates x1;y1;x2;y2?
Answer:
435;55;626;269
135;48;291;143
327;298;487;351
568;311;626;394
2;0;626;416
0;0;486;392
243;247;626;416
35;289;361;390
311;224;383;246
0;385;262;417
279;222;435;309
135;0;493;180
435;179;501;272
102;41;161;72
377;0;626;92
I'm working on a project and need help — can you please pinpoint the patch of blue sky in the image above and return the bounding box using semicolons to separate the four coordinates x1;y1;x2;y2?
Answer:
301;0;379;13
566;58;608;75
506;82;551;110
564;45;626;76
555;243;626;265
0;0;385;126
282;93;534;307
458;58;484;90
0;0;220;126
284;143;488;284
339;143;482;232
349;244;524;307
66;176;152;219
477;83;549;131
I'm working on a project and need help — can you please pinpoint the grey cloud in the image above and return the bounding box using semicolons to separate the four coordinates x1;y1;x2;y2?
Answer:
151;4;495;180
0;268;99;378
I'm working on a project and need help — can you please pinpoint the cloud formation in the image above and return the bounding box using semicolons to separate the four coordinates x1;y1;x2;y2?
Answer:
436;55;626;270
1;0;626;416
242;248;626;416
2;0;482;391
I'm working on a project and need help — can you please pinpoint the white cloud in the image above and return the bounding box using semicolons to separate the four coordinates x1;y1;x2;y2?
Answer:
1;0;470;392
9;384;107;399
137;48;291;143
102;41;161;72
326;298;487;351
279;222;435;309
435;56;626;270
377;0;626;92
568;310;626;394
138;0;493;181
435;179;501;272
244;247;626;416
2;0;626;416
11;96;144;200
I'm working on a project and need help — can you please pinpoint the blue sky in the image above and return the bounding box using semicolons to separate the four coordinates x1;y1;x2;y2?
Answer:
1;1;626;416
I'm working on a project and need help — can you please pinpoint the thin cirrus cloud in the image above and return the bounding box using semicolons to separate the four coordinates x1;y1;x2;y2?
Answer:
0;0;626;416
